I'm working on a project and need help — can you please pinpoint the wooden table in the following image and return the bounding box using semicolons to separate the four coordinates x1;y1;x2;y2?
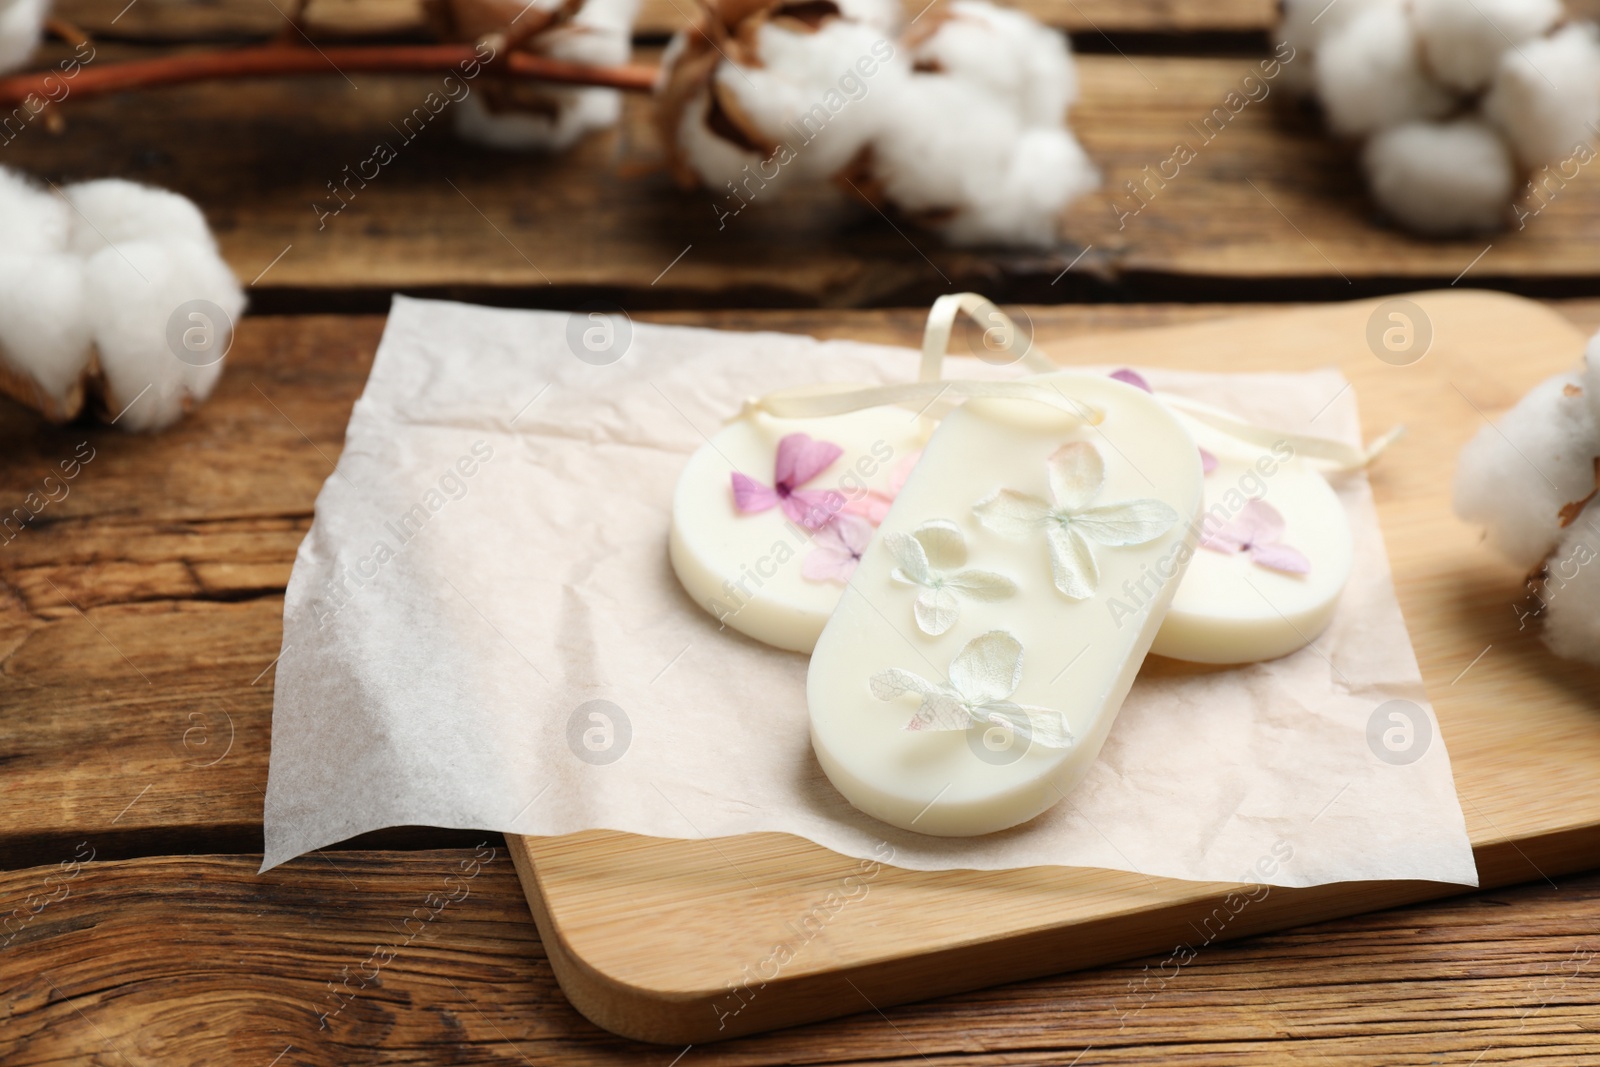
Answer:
4;2;1600;1063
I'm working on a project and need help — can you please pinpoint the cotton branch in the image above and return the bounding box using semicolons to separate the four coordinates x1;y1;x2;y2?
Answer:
0;44;658;109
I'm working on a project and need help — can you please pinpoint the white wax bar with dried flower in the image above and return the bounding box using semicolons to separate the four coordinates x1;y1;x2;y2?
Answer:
670;402;926;653
809;373;1204;836
1146;408;1353;665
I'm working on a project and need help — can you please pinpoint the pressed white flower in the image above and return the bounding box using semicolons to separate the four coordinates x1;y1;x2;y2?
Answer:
883;519;1017;635
870;630;1073;748
973;441;1178;600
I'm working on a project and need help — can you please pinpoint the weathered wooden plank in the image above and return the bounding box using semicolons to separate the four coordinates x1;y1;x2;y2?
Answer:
5;303;1600;864
0;850;1597;1065
53;0;1277;43
7;47;1599;309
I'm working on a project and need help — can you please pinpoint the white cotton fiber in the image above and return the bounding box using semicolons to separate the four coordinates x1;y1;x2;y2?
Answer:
0;164;69;254
835;0;898;30
669;83;773;192
943;125;1097;247
1483;22;1600;170
1362;119;1515;235
0;252;92;413
1586;331;1600;423
1277;0;1390;58
662;4;910;192
1453;366;1600;570
1275;0;1389;94
0;171;93;418
867;74;1017;223
1413;0;1561;93
1288;0;1600;238
719;19;902;181
1455;330;1600;670
0;166;244;432
1313;3;1454;137
454;86;622;152
62;178;219;253
1540;513;1600;667
64;176;246;430
906;0;1077;128
658;0;1095;247
868;72;1096;247
453;0;639;152
80;239;244;432
0;0;46;76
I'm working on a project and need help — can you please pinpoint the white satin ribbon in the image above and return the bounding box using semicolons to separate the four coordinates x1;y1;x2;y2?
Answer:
738;293;1401;473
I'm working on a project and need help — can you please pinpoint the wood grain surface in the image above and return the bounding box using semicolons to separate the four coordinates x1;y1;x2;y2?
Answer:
53;0;1277;42
8;43;1600;310
7;0;1600;1052
47;0;1600;43
3;305;1600;1063
0;850;1596;1066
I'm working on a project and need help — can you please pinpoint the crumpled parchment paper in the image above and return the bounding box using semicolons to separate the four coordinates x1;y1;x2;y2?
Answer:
261;296;1478;887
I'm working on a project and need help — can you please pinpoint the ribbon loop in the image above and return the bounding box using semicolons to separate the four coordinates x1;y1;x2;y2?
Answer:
737;292;1400;474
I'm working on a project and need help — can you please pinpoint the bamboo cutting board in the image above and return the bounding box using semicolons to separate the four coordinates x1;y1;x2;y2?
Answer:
509;292;1600;1044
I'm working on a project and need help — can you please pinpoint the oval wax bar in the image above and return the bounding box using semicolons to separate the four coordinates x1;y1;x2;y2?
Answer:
1148;407;1353;664
669;402;925;652
809;373;1205;836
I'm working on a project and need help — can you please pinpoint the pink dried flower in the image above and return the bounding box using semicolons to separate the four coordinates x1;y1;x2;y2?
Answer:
1200;499;1310;574
731;433;845;530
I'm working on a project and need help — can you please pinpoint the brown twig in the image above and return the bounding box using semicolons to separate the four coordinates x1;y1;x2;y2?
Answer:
43;16;92;48
0;44;658;108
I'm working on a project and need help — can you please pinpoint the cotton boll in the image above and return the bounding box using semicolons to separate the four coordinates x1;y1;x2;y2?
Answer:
1454;368;1600;570
717;19;906;181
1413;0;1561;93
1540;512;1600;667
80;239;245;432
1482;22;1600;170
667;83;773;191
1278;0;1392;57
0;0;46;76
448;0;639;151
1314;3;1454;138
940;125;1098;247
62;178;218;254
656;0;1095;246
659;3;912;192
0;166;243;431
0;164;70;255
1275;0;1391;95
868;75;1020;218
0;252;94;420
0;169;92;422
1362;119;1515;235
454;87;621;152
905;0;1077;127
868;74;1095;247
